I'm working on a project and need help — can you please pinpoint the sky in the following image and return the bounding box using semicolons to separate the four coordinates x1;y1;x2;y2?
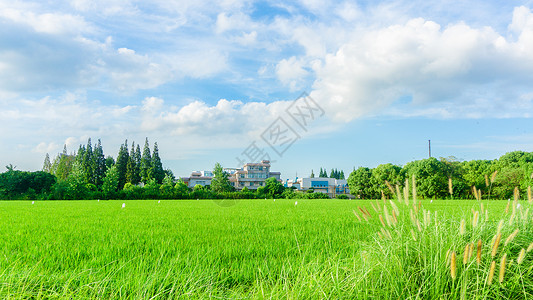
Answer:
1;0;533;179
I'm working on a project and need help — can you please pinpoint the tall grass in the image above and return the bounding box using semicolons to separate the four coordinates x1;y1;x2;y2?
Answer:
351;191;533;299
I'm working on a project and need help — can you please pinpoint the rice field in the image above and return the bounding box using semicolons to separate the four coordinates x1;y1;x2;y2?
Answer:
0;198;532;299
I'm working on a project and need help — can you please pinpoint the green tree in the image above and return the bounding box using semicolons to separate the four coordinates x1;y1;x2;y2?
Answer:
310;169;315;178
403;158;449;199
82;138;94;185
348;167;376;199
141;138;152;184
159;174;175;198
0;170;55;199
372;163;404;198
93;139;106;188
126;142;141;185
105;156;115;170
134;144;142;182
144;179;160;199
102;165;119;197
115;140;129;190
264;177;284;197
151;142;165;184
51;145;75;181
210;162;234;193
174;179;189;197
42;153;52;173
461;159;493;191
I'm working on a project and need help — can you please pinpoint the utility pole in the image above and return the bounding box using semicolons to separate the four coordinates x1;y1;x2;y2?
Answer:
428;140;431;158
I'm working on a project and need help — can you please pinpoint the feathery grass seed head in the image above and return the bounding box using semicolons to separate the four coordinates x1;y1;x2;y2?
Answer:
517;248;526;265
476;240;482;265
450;251;457;280
492;233;501;257
499;253;507;284
487;261;496;285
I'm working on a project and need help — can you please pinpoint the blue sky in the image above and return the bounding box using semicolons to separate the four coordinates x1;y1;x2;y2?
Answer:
1;0;533;179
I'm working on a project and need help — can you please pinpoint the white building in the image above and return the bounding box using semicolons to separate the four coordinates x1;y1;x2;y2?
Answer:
183;171;212;188
286;177;350;198
181;160;281;190
230;160;281;190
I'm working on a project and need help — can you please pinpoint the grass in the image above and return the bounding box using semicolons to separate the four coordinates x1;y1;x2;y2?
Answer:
0;198;531;299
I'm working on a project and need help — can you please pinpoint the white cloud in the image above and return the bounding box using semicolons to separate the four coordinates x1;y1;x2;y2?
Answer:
310;8;533;121
33;142;59;154
0;5;93;35
276;56;309;91
335;1;361;22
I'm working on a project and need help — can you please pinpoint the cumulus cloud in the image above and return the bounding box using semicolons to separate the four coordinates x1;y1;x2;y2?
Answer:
311;8;533;121
139;97;292;138
276;56;309;91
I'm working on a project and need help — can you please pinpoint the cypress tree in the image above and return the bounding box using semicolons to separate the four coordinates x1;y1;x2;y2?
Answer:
134;144;142;181
115;140;129;189
141;138;152;184
83;138;94;184
151;142;165;184
126;142;141;185
42;153;52;173
93;139;106;188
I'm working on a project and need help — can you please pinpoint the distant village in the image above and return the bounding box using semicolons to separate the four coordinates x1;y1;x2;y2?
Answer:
181;160;350;198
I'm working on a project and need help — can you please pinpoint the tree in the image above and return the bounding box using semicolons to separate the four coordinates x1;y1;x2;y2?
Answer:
93;139;106;188
134;144;142;182
210;162;234;193
372;163;403;198
126;142;141;185
0;170;55;199
102;165;119;197
174;179;189;197
164;169;175;182
266;177;284;197
51;145;74;181
310;169;315;178
347;167;376;199
141;138;152;183
151;142;165;184
42;153;52;173
403;158;449;199
160;174;175;198
105;156;115;170
82;138;94;185
115;140;129;190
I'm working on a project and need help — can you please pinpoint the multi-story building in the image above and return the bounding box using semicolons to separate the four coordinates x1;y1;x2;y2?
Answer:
230;160;281;190
181;160;281;190
286;177;350;198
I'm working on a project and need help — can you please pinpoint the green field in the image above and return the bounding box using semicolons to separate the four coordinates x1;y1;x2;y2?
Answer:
1;199;532;299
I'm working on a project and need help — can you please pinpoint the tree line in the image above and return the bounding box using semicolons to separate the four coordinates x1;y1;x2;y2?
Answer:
347;151;533;200
311;168;345;179
1;138;167;200
2;147;533;200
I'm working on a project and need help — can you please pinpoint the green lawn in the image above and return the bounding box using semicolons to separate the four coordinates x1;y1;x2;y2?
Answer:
0;199;531;299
